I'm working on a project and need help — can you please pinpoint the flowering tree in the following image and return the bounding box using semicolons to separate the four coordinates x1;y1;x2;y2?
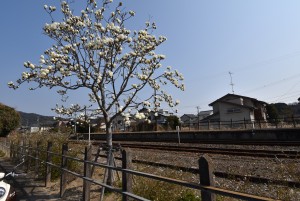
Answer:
9;0;184;149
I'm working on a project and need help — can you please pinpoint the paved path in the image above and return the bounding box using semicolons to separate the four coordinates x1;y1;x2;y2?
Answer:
0;157;61;201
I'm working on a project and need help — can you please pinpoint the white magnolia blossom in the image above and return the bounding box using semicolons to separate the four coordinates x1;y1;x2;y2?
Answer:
108;70;113;77
135;112;145;120
143;101;151;107
29;63;35;69
9;0;184;140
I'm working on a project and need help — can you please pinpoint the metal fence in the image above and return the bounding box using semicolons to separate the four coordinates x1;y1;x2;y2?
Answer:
181;116;300;131
0;139;279;201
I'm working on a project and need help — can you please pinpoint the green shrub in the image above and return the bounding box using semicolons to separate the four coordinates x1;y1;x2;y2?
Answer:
0;104;20;137
0;150;5;157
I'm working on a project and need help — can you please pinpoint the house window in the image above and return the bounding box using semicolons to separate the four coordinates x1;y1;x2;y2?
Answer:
227;108;241;113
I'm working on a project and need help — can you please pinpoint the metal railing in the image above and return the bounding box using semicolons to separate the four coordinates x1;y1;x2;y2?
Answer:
0;139;279;201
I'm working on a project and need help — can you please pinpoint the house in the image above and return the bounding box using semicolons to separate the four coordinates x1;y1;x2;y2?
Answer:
205;93;267;123
180;114;197;125
149;109;174;124
198;110;213;119
180;111;213;127
111;114;129;131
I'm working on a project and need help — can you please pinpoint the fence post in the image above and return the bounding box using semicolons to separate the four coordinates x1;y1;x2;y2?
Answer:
16;140;20;161
60;143;68;198
22;140;29;172
26;141;31;172
244;118;246;129
45;141;53;187
83;145;92;201
35;141;41;175
292;115;296;128
199;154;215;201
122;149;132;201
208;120;210;130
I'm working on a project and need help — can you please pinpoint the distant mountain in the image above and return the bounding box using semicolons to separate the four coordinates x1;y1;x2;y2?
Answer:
18;111;55;127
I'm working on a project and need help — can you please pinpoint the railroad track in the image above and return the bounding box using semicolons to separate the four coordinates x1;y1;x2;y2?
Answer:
117;143;300;159
69;140;300;188
70;139;300;158
93;153;300;189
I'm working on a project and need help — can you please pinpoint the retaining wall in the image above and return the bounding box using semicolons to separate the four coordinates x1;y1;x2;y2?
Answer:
80;128;300;143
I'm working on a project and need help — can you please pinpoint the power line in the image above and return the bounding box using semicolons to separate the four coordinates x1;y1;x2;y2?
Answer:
241;73;300;94
199;50;300;80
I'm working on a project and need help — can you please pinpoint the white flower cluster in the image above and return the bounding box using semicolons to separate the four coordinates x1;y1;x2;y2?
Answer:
10;0;184;130
135;112;145;120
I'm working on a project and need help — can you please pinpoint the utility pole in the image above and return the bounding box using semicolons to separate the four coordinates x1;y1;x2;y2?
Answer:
197;106;200;130
37;117;40;133
229;71;235;94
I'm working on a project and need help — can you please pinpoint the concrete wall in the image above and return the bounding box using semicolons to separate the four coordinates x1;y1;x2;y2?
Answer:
81;128;300;143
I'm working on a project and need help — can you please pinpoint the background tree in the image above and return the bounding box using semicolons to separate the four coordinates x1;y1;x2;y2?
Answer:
266;104;279;122
0;103;20;137
9;0;184;184
166;115;180;130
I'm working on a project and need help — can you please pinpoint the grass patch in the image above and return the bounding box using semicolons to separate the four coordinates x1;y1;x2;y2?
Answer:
0;150;5;157
8;132;84;181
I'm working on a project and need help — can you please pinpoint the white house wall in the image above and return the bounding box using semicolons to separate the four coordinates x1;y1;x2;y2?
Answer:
219;102;252;122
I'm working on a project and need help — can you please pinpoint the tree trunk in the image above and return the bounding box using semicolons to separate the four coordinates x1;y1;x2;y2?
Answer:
106;123;113;186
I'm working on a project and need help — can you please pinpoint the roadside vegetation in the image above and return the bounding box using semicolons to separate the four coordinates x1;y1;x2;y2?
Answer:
0;103;20;137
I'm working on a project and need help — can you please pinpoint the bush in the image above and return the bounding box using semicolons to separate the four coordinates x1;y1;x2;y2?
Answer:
166;115;180;130
0;104;20;137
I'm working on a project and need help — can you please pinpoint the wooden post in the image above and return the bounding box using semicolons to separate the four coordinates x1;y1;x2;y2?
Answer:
208;120;210;130
259;119;261;129
22;140;29;172
244;118;246;129
16;140;20;161
35;141;41;175
26;141;31;172
60;143;68;198
292;115;296;128
45;141;53;187
122;149;132;201
199;154;215;201
83;145;92;201
218;120;221;130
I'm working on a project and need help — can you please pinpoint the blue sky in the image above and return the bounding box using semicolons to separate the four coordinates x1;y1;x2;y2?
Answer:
1;0;300;116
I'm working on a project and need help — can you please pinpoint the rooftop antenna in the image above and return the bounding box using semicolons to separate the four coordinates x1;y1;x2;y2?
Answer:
229;71;235;94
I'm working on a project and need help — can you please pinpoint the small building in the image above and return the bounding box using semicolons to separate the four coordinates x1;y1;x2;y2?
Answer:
180;114;197;125
180;111;213;128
